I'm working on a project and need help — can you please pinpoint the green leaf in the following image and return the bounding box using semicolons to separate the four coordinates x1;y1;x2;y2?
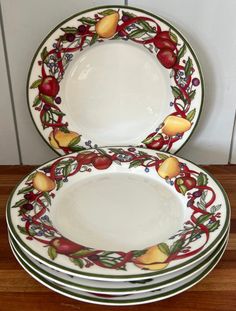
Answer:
207;220;220;232
129;160;142;168
17;186;33;195
186;108;196;122
138;20;155;33
132;249;146;258
40;94;54;104
42;111;50;123
197;172;208;186
17;225;28;235
188;90;196;101
78;17;96;26
33;95;41;107
99;9;116;16
90;33;99;45
170;239;185;254
63;164;72;177
60;127;70;133
48;246;57;260
121;11;136;18
210;204;221;214
61;27;77;34
196;214;212;224
40;46;48;61
108;148;125;154
142;134;161;145
177;44;186;61
171;86;183;99
156;153;169;160
68;136;81;147
69;145;86;152
158;243;170;255
52;110;65;116
12;198;28;208
70;257;84;268
129;29;146;39
169;30;178;43
26;172;37;182
72;249;93;257
197;202;206;211
56;179;63;191
30;79;42;89
185;57;193;77
43;192;51;205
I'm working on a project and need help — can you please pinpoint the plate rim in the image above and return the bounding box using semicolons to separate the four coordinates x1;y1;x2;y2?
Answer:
26;5;204;155
6;148;230;281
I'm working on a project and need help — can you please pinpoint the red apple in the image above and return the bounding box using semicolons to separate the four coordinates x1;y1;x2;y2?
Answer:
154;37;176;51
157;48;177;69
175;176;196;194
77;152;97;164
144;133;165;150
38;76;60;97
92;156;112;170
50;237;82;255
158;31;172;41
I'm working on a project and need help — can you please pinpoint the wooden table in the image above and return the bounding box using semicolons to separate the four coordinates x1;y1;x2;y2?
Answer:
0;165;235;311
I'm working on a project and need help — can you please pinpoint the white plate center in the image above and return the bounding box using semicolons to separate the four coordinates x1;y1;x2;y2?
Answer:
61;41;169;145
51;173;184;251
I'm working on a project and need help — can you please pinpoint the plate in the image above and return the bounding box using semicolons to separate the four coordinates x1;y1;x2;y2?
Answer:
9;230;228;295
6;147;230;281
10;236;227;305
27;6;203;155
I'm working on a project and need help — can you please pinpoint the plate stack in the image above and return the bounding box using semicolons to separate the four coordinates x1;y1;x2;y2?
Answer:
6;6;231;306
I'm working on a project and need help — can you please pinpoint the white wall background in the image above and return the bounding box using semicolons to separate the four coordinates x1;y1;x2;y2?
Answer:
0;0;236;165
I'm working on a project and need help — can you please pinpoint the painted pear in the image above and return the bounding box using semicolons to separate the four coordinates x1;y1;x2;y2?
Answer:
33;172;55;192
162;115;191;136
158;157;180;179
95;12;119;38
49;129;80;149
136;245;168;271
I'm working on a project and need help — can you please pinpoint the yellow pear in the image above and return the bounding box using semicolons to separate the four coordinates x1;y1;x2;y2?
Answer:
136;245;168;271
49;130;80;149
158;157;180;179
33;172;55;192
95;12;119;38
162;115;191;136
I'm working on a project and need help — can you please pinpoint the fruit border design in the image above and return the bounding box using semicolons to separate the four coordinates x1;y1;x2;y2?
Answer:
11;148;221;272
28;7;202;154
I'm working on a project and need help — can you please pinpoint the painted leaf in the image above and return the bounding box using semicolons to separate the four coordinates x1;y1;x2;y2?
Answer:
170;30;178;43
99;9;117;16
139;20;155;33
40;47;48;61
171;86;182;99
12;198;28;208
70;257;84;268
33;95;41;107
69;145;86;152
52;110;65;116
62;164;72;177
158;243;170;255
179;185;188;195
90;33;99;46
109;148;126;154
186;108;196;122
129;29;146;39
26;172;37;182
177;44;186;61
40;94;54;105
72;249;93;257
42;111;50;123
208;220;220;232
43;192;51;205
122;11;135;18
60;127;70;133
156;153;169;160
210;204;221;214
17;225;28;235
170;69;175;79
129;160;142;168
17;186;33;195
30;79;42;89
185;57;193;77
197;172;208;186
197;214;212;224
170;239;185;254
78;17;96;26
68;136;81;147
48;246;57;260
61;27;77;34
56;179;63;191
188;90;196;101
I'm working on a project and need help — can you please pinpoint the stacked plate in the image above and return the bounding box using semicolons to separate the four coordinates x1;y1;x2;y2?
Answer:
6;6;230;306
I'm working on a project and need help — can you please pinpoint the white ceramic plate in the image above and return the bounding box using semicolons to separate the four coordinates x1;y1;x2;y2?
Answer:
27;6;203;155
10;236;228;305
6;147;230;281
9;230;228;295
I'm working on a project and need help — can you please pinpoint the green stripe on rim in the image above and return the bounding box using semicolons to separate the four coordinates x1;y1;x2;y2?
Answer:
26;5;204;156
10;236;228;305
9;230;228;294
6;149;231;280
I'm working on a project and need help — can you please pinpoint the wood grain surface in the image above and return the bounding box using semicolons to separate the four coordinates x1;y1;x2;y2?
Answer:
0;165;235;311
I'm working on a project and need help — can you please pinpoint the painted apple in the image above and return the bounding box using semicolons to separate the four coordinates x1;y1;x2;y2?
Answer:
157;48;177;69
38;76;60;97
92;156;112;170
50;237;83;255
77;152;97;164
175;176;196;194
144;133;165;150
154;37;176;51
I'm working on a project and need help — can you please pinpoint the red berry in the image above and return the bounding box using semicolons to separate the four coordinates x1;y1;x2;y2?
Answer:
92;156;112;170
157;48;177;69
24;192;36;201
22;203;34;211
77;25;87;35
154;37;176;51
38;76;60;97
50;237;82;255
192;78;200;86
66;33;75;42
